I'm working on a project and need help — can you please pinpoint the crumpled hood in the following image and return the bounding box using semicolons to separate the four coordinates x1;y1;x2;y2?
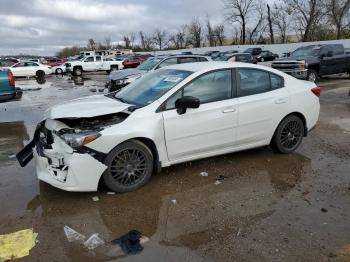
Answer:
45;95;131;119
109;68;145;80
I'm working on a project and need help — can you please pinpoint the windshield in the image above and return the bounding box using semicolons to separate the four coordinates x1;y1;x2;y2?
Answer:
136;59;161;71
290;46;320;58
115;69;193;106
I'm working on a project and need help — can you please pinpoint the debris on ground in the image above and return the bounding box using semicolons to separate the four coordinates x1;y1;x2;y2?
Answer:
83;234;104;250
111;230;146;255
199;172;208;177
171;199;177;204
92;196;99;202
215;175;228;181
214;181;222;185
63;225;86;242
236;228;241;237
7;154;16;159
321;208;328;213
107;192;116;195
0;228;38;260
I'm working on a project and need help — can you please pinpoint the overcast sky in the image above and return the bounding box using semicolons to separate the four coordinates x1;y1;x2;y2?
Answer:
0;0;274;56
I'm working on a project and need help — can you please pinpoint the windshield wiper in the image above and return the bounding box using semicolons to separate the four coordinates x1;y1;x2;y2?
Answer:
115;97;129;104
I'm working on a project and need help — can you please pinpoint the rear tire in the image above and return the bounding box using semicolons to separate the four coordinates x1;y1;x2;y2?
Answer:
271;115;304;154
55;68;63;74
103;140;154;192
36;70;45;78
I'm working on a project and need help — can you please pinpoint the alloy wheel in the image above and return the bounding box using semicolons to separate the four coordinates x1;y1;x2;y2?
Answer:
109;149;148;186
280;120;303;150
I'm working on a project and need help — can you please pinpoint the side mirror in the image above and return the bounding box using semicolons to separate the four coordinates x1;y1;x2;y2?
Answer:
175;96;200;115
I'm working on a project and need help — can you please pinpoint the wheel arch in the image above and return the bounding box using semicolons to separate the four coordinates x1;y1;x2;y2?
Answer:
271;112;308;144
105;137;161;174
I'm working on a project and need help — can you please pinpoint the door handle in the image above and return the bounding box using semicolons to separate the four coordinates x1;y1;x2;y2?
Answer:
222;107;236;113
275;98;287;104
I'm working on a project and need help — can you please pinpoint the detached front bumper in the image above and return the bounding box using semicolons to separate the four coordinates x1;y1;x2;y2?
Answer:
17;122;107;192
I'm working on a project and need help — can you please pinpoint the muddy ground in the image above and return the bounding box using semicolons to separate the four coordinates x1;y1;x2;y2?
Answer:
0;73;349;262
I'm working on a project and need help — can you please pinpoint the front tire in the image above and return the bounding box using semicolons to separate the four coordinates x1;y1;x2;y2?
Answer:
103;140;154;192
271;115;304;154
55;68;63;74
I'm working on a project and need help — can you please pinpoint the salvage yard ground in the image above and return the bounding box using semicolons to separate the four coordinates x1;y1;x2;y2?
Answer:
0;74;349;261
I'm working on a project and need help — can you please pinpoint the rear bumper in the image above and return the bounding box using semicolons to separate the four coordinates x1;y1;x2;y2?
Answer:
0;88;22;101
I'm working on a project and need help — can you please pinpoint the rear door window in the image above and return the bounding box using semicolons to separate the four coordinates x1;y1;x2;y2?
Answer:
178;57;197;64
238;69;270;96
84;57;94;62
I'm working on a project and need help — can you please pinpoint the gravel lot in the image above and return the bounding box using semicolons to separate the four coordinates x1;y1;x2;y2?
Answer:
0;73;349;262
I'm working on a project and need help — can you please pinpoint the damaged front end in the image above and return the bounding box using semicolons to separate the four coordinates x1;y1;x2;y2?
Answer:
16;112;129;192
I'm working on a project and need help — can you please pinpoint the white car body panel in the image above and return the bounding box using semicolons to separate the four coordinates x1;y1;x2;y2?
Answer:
7;62;52;77
26;62;320;192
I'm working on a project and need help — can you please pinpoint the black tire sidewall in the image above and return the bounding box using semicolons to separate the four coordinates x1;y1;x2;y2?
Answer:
36;70;45;78
103;140;154;192
307;69;318;82
271;115;304;154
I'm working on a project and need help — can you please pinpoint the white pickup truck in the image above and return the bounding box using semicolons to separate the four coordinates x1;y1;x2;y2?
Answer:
65;55;124;76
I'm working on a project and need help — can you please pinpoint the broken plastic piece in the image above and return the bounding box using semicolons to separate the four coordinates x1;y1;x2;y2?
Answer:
200;172;208;177
63;225;86;242
215;175;228;181
92;196;99;202
83;234;104;250
0;228;38;260
214;181;222;185
7;154;16;159
111;230;144;255
107;192;116;195
171;199;177;204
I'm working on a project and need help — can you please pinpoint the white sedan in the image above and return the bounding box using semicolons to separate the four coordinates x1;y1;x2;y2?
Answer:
17;62;320;192
6;61;52;77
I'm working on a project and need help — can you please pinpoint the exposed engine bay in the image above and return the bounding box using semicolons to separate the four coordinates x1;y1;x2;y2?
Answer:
57;112;130;132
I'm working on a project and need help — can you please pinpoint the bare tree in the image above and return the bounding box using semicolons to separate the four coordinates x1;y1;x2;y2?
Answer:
104;37;111;49
214;24;225;45
286;0;325;41
247;2;266;44
327;0;350;39
187;17;202;48
139;31;146;50
123;35;131;48
267;4;274;43
130;33;136;48
224;0;256;44
87;38;96;50
153;29;168;50
272;2;290;43
206;15;216;46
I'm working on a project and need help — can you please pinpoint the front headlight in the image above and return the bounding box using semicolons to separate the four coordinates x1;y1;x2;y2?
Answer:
60;131;100;149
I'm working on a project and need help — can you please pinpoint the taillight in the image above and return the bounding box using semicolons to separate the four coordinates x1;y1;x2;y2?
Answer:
7;71;15;87
311;86;321;97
